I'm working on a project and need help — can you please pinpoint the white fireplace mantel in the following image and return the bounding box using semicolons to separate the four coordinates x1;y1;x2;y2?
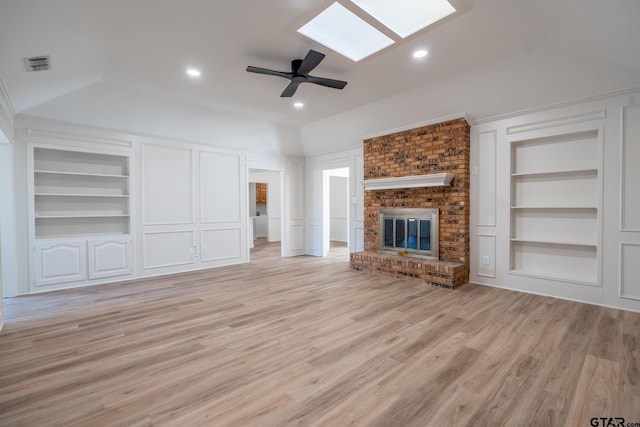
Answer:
362;173;454;190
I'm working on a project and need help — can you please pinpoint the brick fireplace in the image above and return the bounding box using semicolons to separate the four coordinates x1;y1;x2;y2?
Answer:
350;117;470;288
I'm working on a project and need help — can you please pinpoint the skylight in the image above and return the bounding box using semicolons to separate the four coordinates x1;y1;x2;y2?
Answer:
297;2;395;62
350;0;456;38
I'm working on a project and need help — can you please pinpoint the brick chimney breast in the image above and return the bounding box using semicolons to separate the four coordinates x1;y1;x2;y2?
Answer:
351;117;470;289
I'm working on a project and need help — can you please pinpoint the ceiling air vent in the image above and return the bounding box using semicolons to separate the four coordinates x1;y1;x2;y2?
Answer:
23;55;51;72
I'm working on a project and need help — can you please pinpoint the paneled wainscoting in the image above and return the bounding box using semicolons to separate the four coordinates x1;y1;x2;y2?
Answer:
1;241;639;426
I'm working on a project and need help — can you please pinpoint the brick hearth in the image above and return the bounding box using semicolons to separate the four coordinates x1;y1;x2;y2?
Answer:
350;117;470;288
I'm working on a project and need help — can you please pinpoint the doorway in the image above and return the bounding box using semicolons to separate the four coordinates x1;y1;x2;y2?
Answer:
248;169;283;259
322;167;349;258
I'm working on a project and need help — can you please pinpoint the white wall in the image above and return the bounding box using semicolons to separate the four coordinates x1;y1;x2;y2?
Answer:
306;148;364;257
0;76;16;314
248;183;257;217
8;114;304;295
329;175;348;242
470;88;640;312
138;141;247;277
285;158;305;256
300;48;640;157
0;143;18;300
25;81;305;157
0;227;3;331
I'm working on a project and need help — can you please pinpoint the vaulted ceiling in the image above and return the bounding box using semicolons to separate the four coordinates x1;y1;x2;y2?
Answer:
1;0;639;155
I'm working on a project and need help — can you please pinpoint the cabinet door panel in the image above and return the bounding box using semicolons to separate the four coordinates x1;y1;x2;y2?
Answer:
89;238;133;279
35;240;87;286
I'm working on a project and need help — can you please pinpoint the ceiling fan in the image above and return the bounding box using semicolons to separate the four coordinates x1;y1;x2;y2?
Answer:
246;49;348;97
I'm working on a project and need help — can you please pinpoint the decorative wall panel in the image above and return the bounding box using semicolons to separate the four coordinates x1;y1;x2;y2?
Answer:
143;230;194;269
142;144;193;225
477;130;497;227
201;152;241;223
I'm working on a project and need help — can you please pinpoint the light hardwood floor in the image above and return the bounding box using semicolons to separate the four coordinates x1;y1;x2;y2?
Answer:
1;240;639;426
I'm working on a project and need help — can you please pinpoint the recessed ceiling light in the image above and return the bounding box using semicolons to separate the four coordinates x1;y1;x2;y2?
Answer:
413;49;428;58
350;0;456;38
297;2;395;62
293;102;304;108
186;68;201;78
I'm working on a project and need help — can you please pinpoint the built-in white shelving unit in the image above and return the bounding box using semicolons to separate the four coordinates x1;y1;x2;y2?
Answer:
509;130;600;285
30;146;133;287
33;148;130;239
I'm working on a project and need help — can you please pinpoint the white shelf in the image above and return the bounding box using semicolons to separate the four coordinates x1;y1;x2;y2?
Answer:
36;214;130;219
510;238;597;247
34;170;129;179
509;269;598;287
35;232;131;241
34;215;131;239
511;130;598;174
35;193;129;198
509;130;600;286
32;147;132;239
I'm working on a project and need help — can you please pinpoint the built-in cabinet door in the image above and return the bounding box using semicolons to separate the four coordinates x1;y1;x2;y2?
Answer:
34;240;88;287
88;238;133;279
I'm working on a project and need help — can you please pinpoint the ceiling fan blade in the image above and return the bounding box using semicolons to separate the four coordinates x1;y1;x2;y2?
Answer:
246;66;292;80
296;50;325;75
307;75;348;90
281;80;301;97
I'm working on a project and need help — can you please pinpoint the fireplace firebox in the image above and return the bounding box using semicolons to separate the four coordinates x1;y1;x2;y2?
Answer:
379;208;439;260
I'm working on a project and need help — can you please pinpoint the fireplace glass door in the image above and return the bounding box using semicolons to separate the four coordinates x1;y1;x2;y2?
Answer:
379;208;438;259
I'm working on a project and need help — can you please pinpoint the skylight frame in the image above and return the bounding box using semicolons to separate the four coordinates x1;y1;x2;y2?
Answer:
350;0;456;38
297;2;395;62
293;0;461;62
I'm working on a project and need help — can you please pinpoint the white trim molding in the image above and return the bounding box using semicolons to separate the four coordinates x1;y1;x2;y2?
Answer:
361;113;468;140
362;173;454;190
0;75;15;143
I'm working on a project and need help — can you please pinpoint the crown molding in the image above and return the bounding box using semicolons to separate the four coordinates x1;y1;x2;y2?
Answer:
470;86;640;126
361;112;468;141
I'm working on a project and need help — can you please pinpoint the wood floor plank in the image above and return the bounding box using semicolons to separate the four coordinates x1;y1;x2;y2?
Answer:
0;240;638;426
469;353;545;426
370;346;482;427
589;307;624;361
427;340;527;426
564;355;621;426
621;333;640;397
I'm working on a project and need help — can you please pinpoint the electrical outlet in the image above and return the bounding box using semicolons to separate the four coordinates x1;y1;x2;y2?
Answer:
471;166;478;176
482;255;490;265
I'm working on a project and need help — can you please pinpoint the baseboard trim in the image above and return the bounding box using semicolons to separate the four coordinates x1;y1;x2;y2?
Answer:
469;280;640;314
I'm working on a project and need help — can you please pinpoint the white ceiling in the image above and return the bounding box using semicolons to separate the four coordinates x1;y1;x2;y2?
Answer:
1;0;639;153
